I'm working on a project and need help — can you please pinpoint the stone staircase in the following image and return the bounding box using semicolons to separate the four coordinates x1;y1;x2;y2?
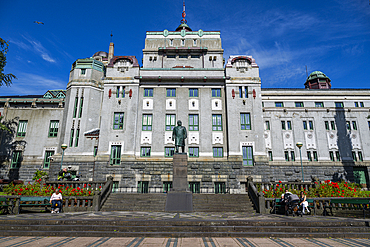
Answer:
100;193;255;213
100;193;167;212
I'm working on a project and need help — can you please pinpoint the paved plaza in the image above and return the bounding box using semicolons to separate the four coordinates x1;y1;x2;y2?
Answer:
1;236;370;247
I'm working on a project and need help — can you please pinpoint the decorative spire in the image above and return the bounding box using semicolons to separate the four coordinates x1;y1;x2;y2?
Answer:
181;0;187;24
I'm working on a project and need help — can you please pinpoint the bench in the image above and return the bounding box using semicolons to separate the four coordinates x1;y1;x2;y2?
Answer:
0;197;14;214
272;198;316;215
323;198;370;218
18;196;51;214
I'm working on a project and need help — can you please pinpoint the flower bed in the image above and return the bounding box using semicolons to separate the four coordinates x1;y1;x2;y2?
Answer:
3;179;100;197
262;180;370;198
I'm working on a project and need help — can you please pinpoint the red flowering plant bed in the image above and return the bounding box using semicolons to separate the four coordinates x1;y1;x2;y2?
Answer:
262;180;370;198
3;179;101;197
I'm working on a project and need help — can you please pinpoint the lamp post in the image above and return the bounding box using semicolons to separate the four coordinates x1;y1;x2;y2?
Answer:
296;142;304;182
60;144;68;171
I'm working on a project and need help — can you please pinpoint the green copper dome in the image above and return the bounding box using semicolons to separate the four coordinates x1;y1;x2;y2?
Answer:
306;71;331;82
175;23;192;31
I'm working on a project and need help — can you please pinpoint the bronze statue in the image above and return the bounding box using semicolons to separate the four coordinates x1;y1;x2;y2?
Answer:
172;120;187;153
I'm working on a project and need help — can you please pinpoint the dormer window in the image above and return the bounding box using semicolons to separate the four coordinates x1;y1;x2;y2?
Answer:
193;39;197;46
181;39;185;46
169;39;173;46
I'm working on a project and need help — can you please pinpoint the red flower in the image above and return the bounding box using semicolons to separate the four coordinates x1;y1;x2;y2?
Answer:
279;180;282;183
84;184;87;188
18;193;21;195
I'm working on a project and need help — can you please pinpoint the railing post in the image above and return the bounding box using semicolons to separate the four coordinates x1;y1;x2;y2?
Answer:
14;197;20;214
258;192;266;214
93;191;101;211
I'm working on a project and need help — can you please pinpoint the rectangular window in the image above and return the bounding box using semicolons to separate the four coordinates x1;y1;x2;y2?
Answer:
346;121;351;131
179;55;187;59
167;54;175;58
43;150;54;169
144;88;153;97
244;87;248;98
189;114;199;131
331;121;336;130
73;97;78;118
335;102;344;108
275;102;284;107
213;147;223;158
48;120;59;137
69;129;74;147
335;151;340;161
169;39;173;46
165;147;175;157
189;88;198;97
11;151;22;169
265;121;270;130
325;121;330;130
313;151;318;161
212;114;222;131
78;97;83;118
212;88;221;97
75;129;80;147
329;151;334;161
189;182;200;193
163;182;172;193
295;102;304;107
360;102;364;107
116;86;120;98
303;121;307;130
165;114;176;131
358;151;363;161
81;68;86;75
110;145;121;165
240;113;251;130
142;114;152;131
307;151;312;162
17;120;28;137
181;39;185;46
113;112;124;130
268;151;273;161
284;151;289;161
141;147;151;157
242;146;253;166
193;39;197;46
166;88;176;97
290;151;295;161
189;147;199;157
281;121;286;130
352;121;357;130
191;55;200;59
239;86;243;98
287;121;292;130
352;151;357;161
315;102;324;107
309;121;314;130
354;102;359;107
122;86;125;98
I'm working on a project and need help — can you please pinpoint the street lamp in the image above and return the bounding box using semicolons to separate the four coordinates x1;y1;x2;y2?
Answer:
60;143;68;171
296;142;304;182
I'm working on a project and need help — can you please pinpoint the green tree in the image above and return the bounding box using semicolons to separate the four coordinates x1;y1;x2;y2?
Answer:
0;37;16;87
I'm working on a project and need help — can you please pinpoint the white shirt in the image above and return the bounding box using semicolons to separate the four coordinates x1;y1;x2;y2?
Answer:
50;193;62;201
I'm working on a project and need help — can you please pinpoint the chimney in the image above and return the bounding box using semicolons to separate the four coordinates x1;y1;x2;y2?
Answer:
108;42;114;62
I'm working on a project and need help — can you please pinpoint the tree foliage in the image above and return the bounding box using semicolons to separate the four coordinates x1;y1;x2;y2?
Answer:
0;37;16;87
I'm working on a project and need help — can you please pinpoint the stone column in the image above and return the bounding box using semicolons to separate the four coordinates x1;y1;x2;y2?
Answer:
165;153;193;212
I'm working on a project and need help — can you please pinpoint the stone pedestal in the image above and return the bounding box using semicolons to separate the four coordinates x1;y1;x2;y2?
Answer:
165;153;193;212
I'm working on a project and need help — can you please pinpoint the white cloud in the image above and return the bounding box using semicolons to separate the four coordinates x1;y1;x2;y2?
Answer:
10;36;56;63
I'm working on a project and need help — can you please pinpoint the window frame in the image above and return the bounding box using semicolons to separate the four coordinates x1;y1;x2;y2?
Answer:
11;151;22;169
330;121;336;130
211;88;221;97
17;120;28;137
295;102;304;107
303;121;307;130
189;88;198;97
315;102;324;107
329;151;335;161
313;151;318;161
165;114;176;131
166;88;176;97
290;151;295;161
189;114;199;131
287;121;292;130
188;147;199;157
73;97;78;118
78;97;83;118
113;112;124;130
48;120;59;138
75;129;80;147
352;121;357;130
213;147;223;158
242;146;253;166
43;150;55;169
265;121;270;130
141;147;151;157
212;114;222;131
325;121;330;130
110;145;121;165
335;102;344;108
268;151;273;161
144;88;153;97
307;151;312;162
142;114;153;131
309;121;314;130
165;147;175;157
281;121;286;130
240;113;251;130
358;151;363;161
275;102;284;107
284;151;289;161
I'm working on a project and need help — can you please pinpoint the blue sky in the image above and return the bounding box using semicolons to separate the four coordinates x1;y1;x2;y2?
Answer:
1;0;369;96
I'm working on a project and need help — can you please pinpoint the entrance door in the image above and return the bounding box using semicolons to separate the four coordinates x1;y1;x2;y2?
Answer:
163;182;172;193
112;181;119;193
138;181;149;193
214;182;226;194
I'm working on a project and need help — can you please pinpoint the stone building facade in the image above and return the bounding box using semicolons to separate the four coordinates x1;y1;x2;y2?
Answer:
0;20;369;193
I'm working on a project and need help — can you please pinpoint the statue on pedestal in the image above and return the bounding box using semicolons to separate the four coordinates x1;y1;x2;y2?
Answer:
172;120;187;153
